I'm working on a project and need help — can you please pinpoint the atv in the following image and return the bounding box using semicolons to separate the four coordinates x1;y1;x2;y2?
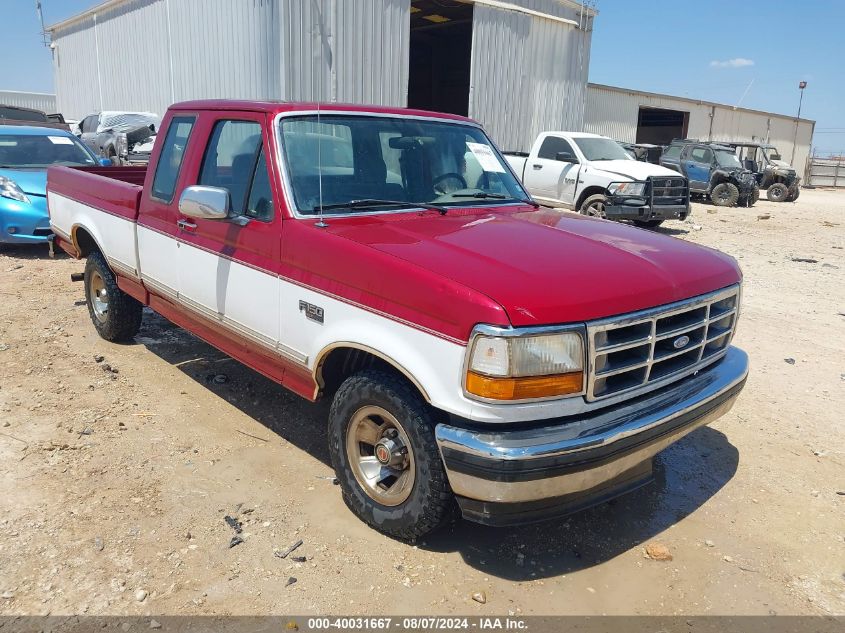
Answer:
727;142;800;202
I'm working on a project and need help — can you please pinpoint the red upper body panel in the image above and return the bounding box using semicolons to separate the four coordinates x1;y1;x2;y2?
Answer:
308;205;741;328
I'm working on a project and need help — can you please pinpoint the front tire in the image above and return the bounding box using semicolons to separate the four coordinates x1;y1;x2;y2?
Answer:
328;370;455;540
767;182;789;202
786;185;800;202
84;250;142;342
740;184;760;207
710;182;739;207
579;194;609;218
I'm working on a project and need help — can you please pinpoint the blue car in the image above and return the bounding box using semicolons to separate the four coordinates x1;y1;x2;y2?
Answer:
0;125;107;247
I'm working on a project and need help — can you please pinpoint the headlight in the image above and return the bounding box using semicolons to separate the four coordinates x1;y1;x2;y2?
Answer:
608;182;645;196
0;176;31;204
465;330;585;401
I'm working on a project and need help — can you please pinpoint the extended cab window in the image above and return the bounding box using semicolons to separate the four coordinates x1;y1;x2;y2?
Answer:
199;120;273;221
537;136;575;160
691;147;713;164
151;116;195;202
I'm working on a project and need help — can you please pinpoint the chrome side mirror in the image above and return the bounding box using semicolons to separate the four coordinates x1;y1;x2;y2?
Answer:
178;185;230;220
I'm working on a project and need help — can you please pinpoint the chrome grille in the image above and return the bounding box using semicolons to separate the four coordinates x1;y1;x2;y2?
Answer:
586;285;740;401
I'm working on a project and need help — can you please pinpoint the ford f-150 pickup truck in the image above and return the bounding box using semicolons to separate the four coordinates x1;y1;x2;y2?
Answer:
505;132;690;228
47;101;748;539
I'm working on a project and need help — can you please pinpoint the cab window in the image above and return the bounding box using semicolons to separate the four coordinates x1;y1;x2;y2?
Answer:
151;115;195;202
198;119;273;221
537;136;576;160
662;144;682;160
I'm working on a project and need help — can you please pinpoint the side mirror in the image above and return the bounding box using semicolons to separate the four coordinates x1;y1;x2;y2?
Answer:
99;157;112;167
555;151;578;163
179;185;230;220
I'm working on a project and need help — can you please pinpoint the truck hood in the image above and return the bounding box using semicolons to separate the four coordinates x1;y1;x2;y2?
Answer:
585;160;681;181
0;168;46;196
326;207;741;326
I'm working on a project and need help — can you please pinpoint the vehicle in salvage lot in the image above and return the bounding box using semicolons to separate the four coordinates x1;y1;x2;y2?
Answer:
0;124;104;247
47;100;748;538
726;141;800;202
78;111;159;165
660;140;759;207
504;131;690;228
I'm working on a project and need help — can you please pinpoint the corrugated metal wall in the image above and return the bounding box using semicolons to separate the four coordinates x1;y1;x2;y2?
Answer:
51;0;409;119
584;84;815;176
469;3;592;151
0;90;57;113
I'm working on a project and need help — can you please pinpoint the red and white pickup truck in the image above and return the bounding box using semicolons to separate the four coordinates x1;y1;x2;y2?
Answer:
47;100;748;539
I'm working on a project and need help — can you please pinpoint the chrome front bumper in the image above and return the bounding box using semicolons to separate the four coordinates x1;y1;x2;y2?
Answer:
435;347;748;526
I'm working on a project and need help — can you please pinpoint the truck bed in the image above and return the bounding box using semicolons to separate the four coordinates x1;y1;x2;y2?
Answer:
47;165;147;277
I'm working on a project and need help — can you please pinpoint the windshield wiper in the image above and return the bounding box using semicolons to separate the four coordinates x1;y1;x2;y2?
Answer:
450;192;539;208
313;199;447;216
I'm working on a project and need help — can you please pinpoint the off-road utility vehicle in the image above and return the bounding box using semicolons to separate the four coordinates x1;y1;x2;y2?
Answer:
726;142;800;202
661;140;758;207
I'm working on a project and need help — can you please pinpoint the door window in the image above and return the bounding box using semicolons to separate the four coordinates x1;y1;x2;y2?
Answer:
690;147;713;164
662;144;682;160
198;120;272;221
537;136;576;160
151;115;195;202
81;115;98;134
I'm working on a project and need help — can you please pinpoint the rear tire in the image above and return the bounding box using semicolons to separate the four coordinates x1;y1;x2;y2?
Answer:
767;182;789;202
328;370;455;540
579;194;609;219
633;219;664;229
710;182;739;207
84;250;142;342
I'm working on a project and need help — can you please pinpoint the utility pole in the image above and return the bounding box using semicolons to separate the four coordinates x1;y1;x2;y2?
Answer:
790;81;807;165
35;1;50;47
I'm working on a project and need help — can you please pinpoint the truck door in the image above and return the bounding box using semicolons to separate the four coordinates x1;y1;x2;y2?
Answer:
137;114;198;302
175;113;281;349
525;135;581;206
683;145;713;191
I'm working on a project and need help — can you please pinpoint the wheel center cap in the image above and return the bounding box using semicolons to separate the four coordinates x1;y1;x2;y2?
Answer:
374;437;404;466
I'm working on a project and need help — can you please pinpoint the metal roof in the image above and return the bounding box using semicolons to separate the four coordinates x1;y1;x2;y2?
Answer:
588;82;815;125
48;0;597;33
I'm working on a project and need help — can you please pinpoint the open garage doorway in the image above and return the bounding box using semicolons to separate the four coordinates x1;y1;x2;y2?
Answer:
408;0;473;116
636;107;689;145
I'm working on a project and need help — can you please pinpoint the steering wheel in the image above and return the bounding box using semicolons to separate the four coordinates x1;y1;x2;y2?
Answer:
432;172;467;195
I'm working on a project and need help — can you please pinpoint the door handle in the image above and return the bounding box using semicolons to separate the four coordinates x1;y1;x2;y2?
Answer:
177;218;197;232
532;164;543;170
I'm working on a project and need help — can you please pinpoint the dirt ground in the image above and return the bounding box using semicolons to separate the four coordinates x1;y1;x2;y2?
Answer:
0;188;843;617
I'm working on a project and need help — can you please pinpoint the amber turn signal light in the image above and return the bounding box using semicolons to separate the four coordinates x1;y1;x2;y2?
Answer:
465;371;583;400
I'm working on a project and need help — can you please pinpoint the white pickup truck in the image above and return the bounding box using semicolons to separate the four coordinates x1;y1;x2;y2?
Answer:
505;132;691;228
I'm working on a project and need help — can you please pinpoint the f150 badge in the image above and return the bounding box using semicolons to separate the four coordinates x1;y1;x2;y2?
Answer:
299;300;324;324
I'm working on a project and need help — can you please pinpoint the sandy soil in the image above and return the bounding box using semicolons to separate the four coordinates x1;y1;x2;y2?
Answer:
0;188;843;617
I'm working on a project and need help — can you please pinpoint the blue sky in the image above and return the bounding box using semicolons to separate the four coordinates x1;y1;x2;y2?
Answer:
3;0;843;153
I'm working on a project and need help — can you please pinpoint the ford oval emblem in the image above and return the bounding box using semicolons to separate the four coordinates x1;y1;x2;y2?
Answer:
673;335;691;350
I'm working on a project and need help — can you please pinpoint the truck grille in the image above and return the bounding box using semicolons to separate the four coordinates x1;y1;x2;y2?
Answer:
586;285;739;401
649;176;688;206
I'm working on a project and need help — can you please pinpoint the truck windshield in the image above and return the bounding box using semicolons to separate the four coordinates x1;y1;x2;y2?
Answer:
573;137;632;162
279;115;529;215
0;133;96;168
714;150;743;169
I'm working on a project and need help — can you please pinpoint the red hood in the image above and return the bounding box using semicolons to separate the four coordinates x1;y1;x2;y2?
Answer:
322;206;741;326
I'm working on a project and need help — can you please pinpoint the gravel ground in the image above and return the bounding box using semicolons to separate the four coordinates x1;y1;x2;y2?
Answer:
0;188;843;616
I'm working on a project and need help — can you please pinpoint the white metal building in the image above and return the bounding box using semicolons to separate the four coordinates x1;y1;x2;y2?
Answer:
47;0;595;152
0;90;57;113
585;83;815;176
